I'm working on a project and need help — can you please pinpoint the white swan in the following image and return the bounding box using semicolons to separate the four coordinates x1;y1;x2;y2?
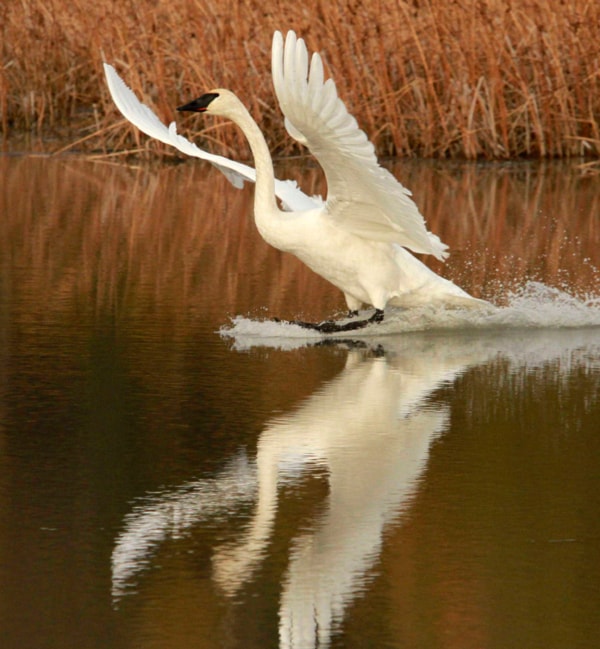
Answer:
105;31;488;331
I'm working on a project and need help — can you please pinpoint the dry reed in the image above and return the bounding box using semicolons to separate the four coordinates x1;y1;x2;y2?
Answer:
1;0;600;160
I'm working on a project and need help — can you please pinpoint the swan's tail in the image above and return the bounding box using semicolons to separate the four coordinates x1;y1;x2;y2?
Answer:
389;245;493;311
389;290;493;311
438;294;494;310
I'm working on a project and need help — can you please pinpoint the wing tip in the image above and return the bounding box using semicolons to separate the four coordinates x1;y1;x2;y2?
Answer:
430;236;450;261
103;62;118;88
272;30;284;51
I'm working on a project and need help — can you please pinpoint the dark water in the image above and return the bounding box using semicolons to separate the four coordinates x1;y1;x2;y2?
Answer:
1;156;599;649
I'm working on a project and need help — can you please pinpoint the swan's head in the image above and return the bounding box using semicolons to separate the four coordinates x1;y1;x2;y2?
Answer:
177;89;244;119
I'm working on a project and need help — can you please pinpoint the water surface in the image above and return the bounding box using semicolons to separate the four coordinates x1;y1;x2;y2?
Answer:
0;156;599;649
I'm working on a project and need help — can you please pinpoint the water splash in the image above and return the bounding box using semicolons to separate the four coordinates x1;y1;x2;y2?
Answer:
497;281;600;328
220;281;600;344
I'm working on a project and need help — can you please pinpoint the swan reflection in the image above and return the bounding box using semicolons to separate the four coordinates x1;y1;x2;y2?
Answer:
111;328;599;647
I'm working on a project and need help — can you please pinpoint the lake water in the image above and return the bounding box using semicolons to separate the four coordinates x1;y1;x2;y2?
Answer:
1;155;599;649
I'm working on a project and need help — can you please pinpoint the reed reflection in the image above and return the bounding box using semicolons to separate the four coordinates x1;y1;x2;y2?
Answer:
0;157;597;330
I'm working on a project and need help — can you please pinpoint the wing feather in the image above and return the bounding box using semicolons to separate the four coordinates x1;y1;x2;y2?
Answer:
308;54;324;107
103;62;317;212
271;31;448;259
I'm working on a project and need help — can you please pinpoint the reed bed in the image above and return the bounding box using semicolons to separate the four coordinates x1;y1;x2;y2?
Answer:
2;0;600;159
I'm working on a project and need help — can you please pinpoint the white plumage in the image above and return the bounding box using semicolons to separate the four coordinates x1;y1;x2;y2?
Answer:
104;30;488;329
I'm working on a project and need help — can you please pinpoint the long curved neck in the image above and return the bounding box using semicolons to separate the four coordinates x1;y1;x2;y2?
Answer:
229;105;279;219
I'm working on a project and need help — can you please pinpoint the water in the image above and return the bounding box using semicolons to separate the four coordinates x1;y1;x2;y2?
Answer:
0;155;599;649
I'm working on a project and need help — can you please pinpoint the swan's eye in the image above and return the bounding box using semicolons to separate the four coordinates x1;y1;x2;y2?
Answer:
177;93;219;113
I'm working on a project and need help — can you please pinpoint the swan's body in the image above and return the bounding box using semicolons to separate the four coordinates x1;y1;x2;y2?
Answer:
105;31;488;328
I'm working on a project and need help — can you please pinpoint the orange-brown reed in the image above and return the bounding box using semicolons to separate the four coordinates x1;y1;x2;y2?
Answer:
2;0;600;160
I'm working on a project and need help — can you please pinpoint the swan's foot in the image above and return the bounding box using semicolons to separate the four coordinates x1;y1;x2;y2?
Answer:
275;309;384;333
370;308;384;324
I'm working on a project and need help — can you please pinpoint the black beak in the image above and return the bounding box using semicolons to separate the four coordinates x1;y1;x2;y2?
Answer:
177;92;220;113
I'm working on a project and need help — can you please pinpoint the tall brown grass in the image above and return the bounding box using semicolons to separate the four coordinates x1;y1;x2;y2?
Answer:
1;0;600;160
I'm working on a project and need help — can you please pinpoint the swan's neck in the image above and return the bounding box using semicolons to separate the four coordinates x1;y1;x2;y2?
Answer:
230;105;279;222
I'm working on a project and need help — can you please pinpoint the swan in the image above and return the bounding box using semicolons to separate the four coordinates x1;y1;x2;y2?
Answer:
105;31;489;332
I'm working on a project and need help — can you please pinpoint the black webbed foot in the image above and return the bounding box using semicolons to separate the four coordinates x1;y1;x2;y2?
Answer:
274;309;384;333
370;308;384;324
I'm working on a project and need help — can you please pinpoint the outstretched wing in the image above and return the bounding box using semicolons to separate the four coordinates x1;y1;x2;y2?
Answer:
271;31;448;260
103;63;317;212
